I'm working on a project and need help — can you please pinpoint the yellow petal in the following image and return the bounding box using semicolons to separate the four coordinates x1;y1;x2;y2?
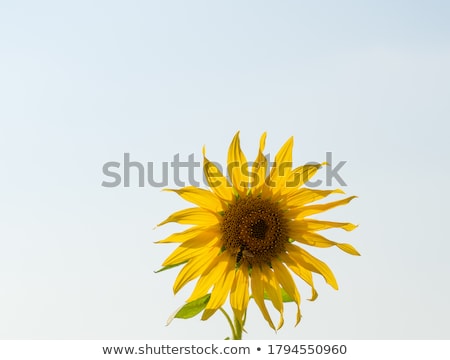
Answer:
227;131;249;196
158;207;219;227
250;132;268;195
266;137;294;195
272;260;302;325
262;264;284;330
293;231;360;256
164;187;224;212
335;243;360;256
292;196;358;218
251;264;275;330
289;219;358;233
285;188;345;208
202;254;236;320
186;253;224;302
203;146;234;203
280;252;318;301
285;163;324;190
173;247;220;294
230;263;250;325
156;225;219;243
162;233;220;266
286;243;338;290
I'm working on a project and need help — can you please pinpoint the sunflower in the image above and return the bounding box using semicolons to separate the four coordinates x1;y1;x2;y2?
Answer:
156;132;358;339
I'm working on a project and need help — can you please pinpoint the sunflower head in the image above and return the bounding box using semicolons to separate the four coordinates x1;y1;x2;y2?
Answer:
156;131;358;335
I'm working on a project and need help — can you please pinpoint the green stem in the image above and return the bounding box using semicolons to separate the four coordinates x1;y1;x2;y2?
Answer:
219;307;237;340
219;307;245;340
233;315;243;340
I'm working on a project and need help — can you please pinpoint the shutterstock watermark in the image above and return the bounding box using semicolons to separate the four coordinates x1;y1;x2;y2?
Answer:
101;152;348;188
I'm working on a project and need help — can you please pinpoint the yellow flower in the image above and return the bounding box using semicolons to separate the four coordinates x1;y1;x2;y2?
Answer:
156;132;358;334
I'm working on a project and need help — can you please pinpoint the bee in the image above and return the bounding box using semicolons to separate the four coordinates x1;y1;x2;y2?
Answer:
236;248;244;265
236;246;254;267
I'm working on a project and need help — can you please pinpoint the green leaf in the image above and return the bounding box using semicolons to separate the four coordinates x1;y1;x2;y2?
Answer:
166;294;211;325
263;288;294;302
154;261;187;273
175;294;211;319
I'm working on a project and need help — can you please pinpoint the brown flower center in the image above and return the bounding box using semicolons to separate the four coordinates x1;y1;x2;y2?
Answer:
221;196;289;266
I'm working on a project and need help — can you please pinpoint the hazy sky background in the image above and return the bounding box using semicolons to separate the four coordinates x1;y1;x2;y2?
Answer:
1;1;449;340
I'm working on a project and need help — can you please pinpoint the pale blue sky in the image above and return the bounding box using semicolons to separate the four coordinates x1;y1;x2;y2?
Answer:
1;1;449;339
